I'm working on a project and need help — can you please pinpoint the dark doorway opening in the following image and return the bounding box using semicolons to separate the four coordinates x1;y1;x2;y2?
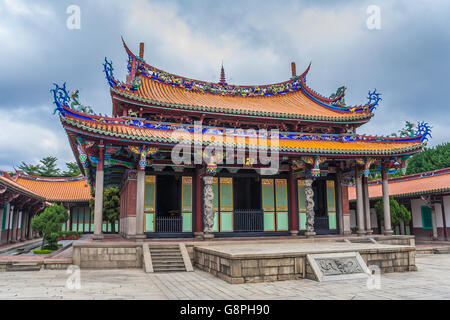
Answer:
233;176;262;210
156;175;182;232
233;176;264;232
313;179;328;231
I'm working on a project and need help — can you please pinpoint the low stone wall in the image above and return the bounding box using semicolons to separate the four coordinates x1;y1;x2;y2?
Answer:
72;242;142;268
194;244;416;284
372;235;415;246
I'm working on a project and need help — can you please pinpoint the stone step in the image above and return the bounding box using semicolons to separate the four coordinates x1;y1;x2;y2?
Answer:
153;267;186;272
150;249;180;253
153;262;185;267
151;258;184;263
150;253;183;257
148;244;189;273
434;247;450;254
7;263;41;272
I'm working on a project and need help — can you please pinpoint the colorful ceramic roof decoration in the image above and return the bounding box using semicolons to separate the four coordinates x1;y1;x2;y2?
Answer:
348;168;450;200
102;40;382;123
57;104;424;156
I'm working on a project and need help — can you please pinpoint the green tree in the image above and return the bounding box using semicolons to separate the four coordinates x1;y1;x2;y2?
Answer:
89;186;120;233
31;203;68;250
18;161;41;176
17;156;82;177
374;197;411;233
406;142;450;174
63;161;81;176
37;156;61;176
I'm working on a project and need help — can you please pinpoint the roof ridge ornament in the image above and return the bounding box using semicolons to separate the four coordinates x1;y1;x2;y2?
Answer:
51;82;70;116
103;57;118;88
51;83;94;116
367;89;382;112
415;121;432;143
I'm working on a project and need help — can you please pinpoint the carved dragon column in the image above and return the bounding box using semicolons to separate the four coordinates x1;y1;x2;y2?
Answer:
202;174;215;240
304;178;316;238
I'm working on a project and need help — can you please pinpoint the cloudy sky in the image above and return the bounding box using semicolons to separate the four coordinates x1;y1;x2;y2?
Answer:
0;0;449;171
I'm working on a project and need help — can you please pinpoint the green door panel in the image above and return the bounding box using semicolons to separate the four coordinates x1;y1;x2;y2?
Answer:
276;211;288;231
220;212;233;232
327;180;337;230
421;206;432;230
297;180;306;230
220;178;233;211
264;211;275;231
144;175;156;212
182;176;193;213
212;178;219;211
182;213;192;232
145;213;154;232
262;179;274;212
275;179;288;212
212;212;219;232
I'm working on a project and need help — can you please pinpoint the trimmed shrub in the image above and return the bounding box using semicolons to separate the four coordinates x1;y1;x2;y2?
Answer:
33;249;52;255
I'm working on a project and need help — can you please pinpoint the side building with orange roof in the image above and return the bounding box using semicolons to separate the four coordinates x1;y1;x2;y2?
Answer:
12;172;116;235
348;168;450;240
0;172;46;245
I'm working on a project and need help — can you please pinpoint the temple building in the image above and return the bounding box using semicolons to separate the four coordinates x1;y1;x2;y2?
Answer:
348;167;450;240
0;171;93;245
53;40;430;241
0;172;46;245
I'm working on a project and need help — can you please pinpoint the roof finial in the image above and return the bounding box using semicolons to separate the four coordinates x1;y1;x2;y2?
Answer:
219;61;227;85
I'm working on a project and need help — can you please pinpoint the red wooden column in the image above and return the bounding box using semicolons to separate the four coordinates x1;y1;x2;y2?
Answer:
194;166;203;238
289;166;298;236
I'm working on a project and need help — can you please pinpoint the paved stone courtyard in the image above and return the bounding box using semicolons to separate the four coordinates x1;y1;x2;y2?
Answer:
0;254;449;300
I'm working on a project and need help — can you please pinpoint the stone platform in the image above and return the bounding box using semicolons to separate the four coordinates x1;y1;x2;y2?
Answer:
193;237;416;284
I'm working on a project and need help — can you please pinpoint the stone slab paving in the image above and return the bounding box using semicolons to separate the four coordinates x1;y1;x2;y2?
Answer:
0;254;449;300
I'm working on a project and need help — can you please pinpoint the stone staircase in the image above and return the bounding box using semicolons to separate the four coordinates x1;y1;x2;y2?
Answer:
144;244;193;273
6;261;41;272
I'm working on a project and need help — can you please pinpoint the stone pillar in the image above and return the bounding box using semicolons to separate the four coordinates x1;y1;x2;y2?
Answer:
11;208;18;243
135;167;146;241
381;169;393;235
441;196;448;241
20;211;26;240
341;184;351;236
28;212;34;240
363;176;372;235
355;169;365;236
289;167;298;236
93;144;105;240
194;167;203;239
6;205;12;243
431;204;438;240
202;175;215;239
304;178;315;238
336;170;344;235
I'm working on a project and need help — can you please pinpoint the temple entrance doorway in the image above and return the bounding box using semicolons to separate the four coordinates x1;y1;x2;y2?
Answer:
156;174;182;232
233;176;263;232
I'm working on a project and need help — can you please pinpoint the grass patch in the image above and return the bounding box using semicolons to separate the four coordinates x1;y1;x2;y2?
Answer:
33;249;52;255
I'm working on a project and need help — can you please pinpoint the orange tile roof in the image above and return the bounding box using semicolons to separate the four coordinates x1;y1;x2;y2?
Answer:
60;108;424;156
113;76;371;122
14;173;92;202
0;173;45;201
109;40;374;122
348;168;450;200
